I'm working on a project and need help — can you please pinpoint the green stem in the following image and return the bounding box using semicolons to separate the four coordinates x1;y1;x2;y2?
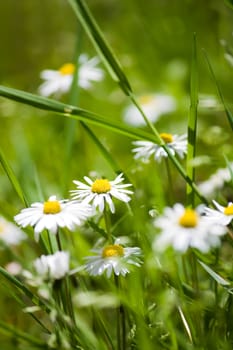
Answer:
164;158;174;205
103;206;112;243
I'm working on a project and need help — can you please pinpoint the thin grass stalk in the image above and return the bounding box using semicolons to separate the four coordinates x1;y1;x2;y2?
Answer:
186;33;198;207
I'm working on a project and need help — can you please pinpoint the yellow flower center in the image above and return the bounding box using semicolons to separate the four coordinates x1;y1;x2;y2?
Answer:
43;200;61;214
159;133;173;143
102;244;124;258
179;209;198;228
138;94;154;104
224;204;233;215
59;63;75;75
91;179;111;193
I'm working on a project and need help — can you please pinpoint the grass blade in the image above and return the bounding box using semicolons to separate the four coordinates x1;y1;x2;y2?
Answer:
203;49;233;131
67;0;132;95
186;33;198;206
0;147;28;206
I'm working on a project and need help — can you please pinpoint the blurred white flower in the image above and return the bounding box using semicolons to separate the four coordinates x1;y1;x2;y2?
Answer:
84;243;142;278
123;93;176;126
34;251;69;280
132;133;187;163
70;173;133;213
38;54;104;97
153;203;226;253
0;217;26;246
198;164;233;198
14;195;93;241
5;262;22;275
204;200;233;226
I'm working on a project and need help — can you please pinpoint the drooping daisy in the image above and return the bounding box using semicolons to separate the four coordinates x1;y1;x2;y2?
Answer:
0;217;26;246
132;133;187;163
84;243;142;278
153;203;226;253
198;164;233;198
38;54;104;97
204;200;233;226
123;93;176;126
14;195;93;241
34;251;69;280
70;173;133;213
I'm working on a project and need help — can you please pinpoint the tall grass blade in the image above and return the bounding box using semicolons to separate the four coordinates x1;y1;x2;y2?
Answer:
67;0;132;95
186;33;198;206
203;49;233;131
0;147;28;206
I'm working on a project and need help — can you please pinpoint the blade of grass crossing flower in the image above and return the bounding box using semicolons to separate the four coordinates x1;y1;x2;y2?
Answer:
0;147;28;206
67;0;132;95
186;33;198;207
203;49;233;131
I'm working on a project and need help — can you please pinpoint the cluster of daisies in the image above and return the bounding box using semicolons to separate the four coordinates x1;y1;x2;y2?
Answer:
3;54;230;287
13;173;142;282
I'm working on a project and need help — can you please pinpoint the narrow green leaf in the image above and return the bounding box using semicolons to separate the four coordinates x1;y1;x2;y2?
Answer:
198;260;230;286
0;147;28;206
203;49;233;131
67;0;132;95
0;85;157;143
186;33;198;206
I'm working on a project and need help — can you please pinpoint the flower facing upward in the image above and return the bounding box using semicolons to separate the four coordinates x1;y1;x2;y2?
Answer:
70;173;133;213
34;251;69;280
0;217;26;246
84;243;142;278
14;195;93;241
153;203;226;253
204;200;233;226
38;54;104;97
132;133;187;163
123;93;176;126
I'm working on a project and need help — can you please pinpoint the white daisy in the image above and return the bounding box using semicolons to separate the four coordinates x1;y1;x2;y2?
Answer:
123;93;176;126
38;54;104;97
204;200;233;226
14;195;93;241
34;251;69;280
70;173;133;213
84;243;142;278
153;203;226;253
132;133;187;163
0;217;26;246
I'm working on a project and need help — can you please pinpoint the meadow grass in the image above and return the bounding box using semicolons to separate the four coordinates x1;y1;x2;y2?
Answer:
0;1;233;349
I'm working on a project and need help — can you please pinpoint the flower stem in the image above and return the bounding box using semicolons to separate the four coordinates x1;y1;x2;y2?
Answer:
103;206;112;243
114;275;126;350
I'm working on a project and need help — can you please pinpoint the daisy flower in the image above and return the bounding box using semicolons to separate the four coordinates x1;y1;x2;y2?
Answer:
34;251;69;280
123;93;176;126
84;243;142;278
70;173;133;213
14;195;93;241
38;54;104;97
0;217;26;246
153;203;226;253
132;132;187;163
204;200;233;226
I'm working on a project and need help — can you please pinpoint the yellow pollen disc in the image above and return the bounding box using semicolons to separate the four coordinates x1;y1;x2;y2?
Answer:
138;94;154;104
59;63;75;75
91;179;111;194
160;133;173;143
224;204;233;215
43;201;61;214
102;244;124;258
179;209;198;228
